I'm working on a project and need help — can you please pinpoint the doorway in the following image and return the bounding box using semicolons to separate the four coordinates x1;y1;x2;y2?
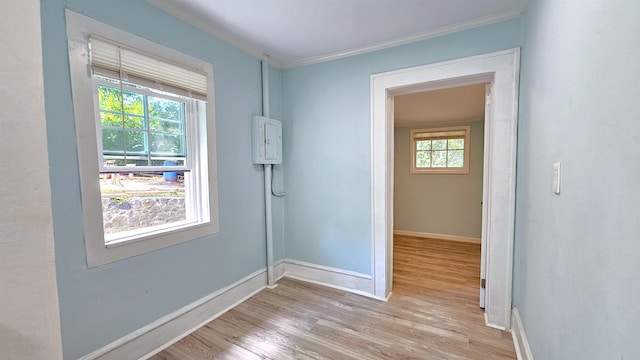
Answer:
392;83;487;309
370;49;520;329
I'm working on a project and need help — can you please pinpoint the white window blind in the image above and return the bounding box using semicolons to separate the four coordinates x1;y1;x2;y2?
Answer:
413;129;466;140
89;36;208;101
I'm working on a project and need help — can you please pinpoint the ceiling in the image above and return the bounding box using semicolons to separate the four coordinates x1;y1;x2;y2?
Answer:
148;0;528;68
394;83;487;127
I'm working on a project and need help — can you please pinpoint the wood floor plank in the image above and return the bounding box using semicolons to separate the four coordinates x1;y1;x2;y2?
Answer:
150;236;516;359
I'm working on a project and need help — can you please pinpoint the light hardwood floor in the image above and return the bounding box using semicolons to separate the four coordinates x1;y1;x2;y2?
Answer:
150;236;516;359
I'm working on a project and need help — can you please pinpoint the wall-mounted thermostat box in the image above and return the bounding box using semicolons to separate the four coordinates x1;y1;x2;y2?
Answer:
252;116;282;164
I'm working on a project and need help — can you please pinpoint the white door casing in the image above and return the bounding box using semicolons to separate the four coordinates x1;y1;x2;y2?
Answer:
370;48;520;329
480;83;494;309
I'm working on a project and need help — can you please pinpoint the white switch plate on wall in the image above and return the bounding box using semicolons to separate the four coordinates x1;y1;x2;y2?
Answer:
553;162;561;194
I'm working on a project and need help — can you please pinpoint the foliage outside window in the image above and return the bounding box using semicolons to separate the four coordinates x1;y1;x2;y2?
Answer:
98;80;186;165
410;126;470;174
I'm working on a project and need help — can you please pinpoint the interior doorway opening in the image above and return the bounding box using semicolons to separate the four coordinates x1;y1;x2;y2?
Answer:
392;83;488;308
371;48;520;329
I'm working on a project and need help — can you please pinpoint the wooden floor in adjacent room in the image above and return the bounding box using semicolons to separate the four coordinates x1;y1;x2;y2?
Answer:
150;236;516;359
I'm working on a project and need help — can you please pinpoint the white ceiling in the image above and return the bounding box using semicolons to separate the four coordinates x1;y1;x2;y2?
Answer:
148;0;528;68
394;83;487;127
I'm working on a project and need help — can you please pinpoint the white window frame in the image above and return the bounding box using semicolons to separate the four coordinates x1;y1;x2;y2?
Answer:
410;125;471;174
95;82;204;246
66;10;219;267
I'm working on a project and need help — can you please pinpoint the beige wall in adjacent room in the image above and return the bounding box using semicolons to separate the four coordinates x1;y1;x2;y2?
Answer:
394;121;484;238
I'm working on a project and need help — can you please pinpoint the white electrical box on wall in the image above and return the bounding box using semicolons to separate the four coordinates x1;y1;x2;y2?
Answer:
252;116;282;164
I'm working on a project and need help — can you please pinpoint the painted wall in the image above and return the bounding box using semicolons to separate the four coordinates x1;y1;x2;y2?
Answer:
0;1;63;358
394;122;484;238
281;19;523;274
513;0;640;358
40;1;282;358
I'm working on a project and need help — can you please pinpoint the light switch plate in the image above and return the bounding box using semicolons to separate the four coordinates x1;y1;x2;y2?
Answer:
553;162;561;194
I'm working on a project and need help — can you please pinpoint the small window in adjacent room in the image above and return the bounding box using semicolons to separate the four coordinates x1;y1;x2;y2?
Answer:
410;125;470;174
66;11;218;267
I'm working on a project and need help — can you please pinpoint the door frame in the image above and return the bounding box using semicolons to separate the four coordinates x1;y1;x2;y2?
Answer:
370;48;520;329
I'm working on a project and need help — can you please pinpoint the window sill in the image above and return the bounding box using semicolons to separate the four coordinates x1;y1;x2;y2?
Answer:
410;168;470;175
105;219;207;248
86;219;218;268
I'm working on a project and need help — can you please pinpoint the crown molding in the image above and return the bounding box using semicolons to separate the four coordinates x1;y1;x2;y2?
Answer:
147;0;528;69
283;5;527;68
146;0;282;68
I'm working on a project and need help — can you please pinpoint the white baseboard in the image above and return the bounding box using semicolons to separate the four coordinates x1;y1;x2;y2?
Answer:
485;312;507;331
393;230;481;244
274;259;285;281
511;308;534;360
282;258;377;299
80;268;268;360
80;259;379;360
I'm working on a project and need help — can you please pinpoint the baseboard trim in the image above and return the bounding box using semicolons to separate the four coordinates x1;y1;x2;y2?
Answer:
274;258;285;281
393;230;481;244
80;268;268;360
282;258;377;299
80;259;380;359
511;307;534;360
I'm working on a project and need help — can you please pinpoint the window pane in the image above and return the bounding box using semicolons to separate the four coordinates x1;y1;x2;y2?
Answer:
148;96;180;121
98;85;123;112
432;139;447;150
416;140;431;151
448;150;464;167
124;115;144;130
149;119;182;134
122;91;144;115
432;150;447;167
98;86;144;115
102;128;124;153
100;113;144;130
150;133;184;155
416;150;431;168
448;138;464;150
100;112;123;127
125;130;146;154
100;173;187;234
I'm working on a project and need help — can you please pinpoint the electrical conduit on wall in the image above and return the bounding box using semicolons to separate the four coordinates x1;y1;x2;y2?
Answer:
261;56;286;287
261;57;274;287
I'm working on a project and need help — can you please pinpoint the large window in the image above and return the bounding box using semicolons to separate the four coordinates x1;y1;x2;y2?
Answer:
96;79;195;242
410;126;470;174
67;11;218;266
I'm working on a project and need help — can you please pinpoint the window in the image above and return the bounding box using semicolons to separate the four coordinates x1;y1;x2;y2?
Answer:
96;79;195;243
410;126;470;174
67;11;218;266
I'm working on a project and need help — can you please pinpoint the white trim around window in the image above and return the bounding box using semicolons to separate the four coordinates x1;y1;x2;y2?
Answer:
66;10;219;267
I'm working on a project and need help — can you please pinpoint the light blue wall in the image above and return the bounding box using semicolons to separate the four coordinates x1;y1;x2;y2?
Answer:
281;19;523;274
513;0;640;358
40;1;281;358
